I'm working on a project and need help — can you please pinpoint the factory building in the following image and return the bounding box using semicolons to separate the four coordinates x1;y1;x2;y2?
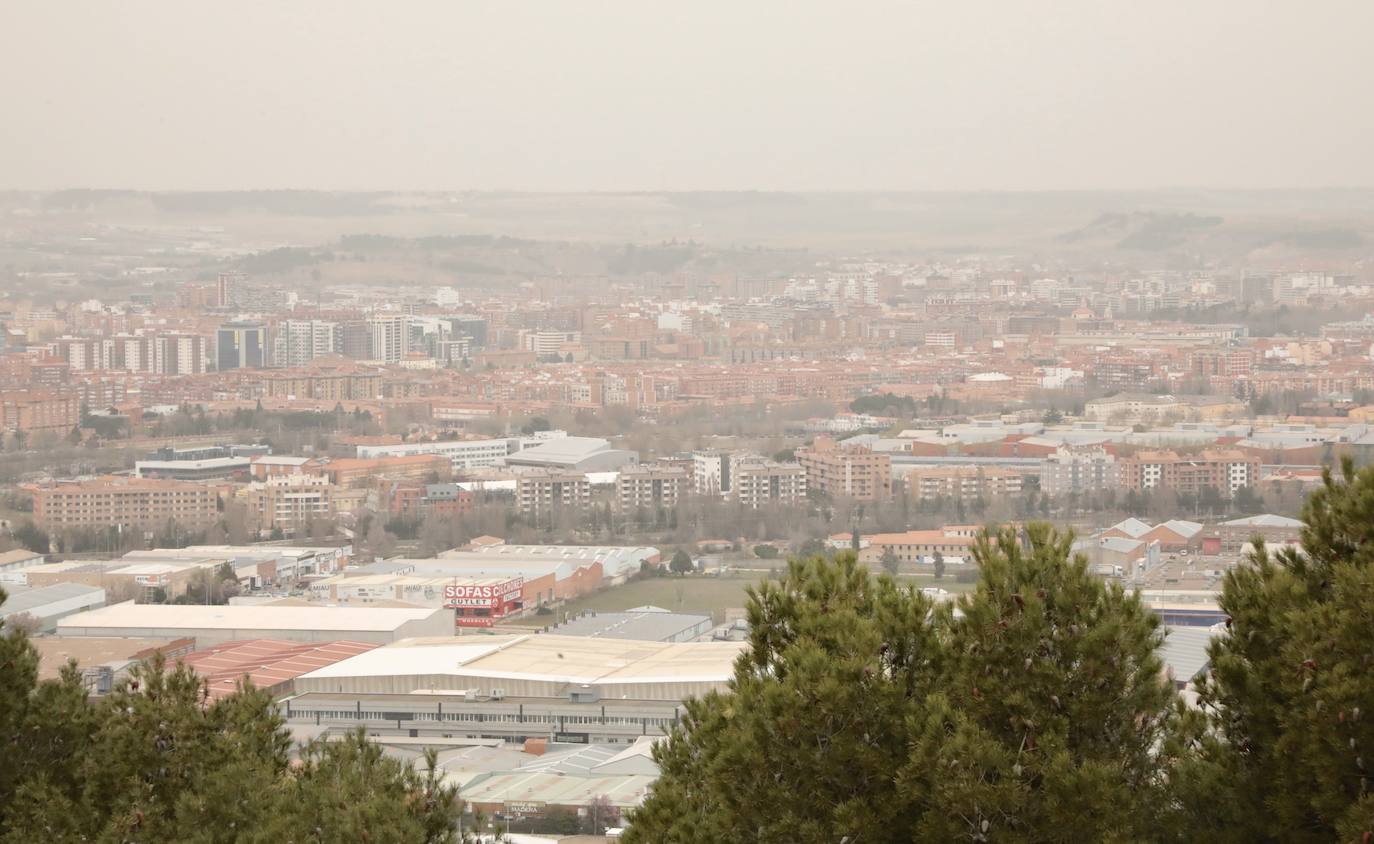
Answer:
283;634;746;744
57;603;450;646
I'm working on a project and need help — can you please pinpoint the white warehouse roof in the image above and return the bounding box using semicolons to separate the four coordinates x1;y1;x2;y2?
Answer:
59;603;440;632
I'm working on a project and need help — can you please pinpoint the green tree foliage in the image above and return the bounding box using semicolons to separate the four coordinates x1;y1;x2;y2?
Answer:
905;526;1177;841
624;525;1181;842
879;546;900;575
625;553;941;842
0;588;464;841
850;392;918;416
1187;459;1374;842
931;549;945;580
669;549;695;574
9;522;48;554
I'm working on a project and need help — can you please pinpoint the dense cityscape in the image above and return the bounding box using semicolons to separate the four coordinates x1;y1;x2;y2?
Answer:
5;2;1374;841
1;189;1372;840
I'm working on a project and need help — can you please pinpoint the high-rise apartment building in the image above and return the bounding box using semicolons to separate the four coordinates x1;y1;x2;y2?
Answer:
216;272;244;308
216;322;269;370
692;450;732;495
337;321;372;359
516;470;591;517
617;465;689;511
276;319;339;367
367;315;410;363
242;474;334;532
732;459;807;508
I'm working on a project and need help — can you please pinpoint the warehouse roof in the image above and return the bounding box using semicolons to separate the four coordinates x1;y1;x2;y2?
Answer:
298;638;516;680
135;457;249;472
0;582;104;616
1161;625;1218;685
1221;514;1304;528
508;436;612;463
29;636;188;681
1159;519;1204;539
298;634;745;686
1108;518;1154;539
457;771;656;809
0;549;43;567
1098;536;1145;554
59;603;441;632
179;639;378;700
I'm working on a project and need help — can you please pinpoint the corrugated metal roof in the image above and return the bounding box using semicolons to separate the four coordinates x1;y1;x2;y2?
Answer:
1160;625;1218;684
458;772;656;808
550;610;711;642
60;603;440;631
180;638;378;700
0;582;104;616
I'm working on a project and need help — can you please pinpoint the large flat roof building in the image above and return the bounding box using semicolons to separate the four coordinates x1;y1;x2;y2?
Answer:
0;582;106;632
294;633;744;700
57;603;451;646
282;634;747;744
439;543;660;581
503;436;639;472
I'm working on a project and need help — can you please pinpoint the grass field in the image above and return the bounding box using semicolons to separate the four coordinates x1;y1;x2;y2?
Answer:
537;570;977;628
550;573;771;624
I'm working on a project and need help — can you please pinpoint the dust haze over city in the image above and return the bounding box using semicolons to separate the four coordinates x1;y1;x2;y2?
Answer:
2;3;1374;842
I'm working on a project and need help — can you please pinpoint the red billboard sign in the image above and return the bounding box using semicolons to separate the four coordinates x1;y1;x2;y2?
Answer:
443;577;522;607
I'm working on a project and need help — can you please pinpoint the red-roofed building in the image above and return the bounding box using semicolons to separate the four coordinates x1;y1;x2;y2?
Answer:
178;639;378;700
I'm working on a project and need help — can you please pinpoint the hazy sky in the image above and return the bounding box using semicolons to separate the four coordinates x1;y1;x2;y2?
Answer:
3;1;1372;192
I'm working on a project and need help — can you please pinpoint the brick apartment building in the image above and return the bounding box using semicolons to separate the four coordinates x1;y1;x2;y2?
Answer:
1;390;80;436
904;465;1026;502
1118;449;1260;497
241;474;334;532
28;477;219;533
797;436;891;501
261;370;381;401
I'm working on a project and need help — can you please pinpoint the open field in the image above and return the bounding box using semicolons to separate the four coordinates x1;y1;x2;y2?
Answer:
549;573;771;624
529;569;978;629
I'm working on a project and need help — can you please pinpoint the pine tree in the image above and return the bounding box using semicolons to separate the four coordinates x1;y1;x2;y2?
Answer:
625;527;1184;842
669;549;694;574
0;587;466;842
624;553;941;843
903;524;1177;841
1188;459;1374;842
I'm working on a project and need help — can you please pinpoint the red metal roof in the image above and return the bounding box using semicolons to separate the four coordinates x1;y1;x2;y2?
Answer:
178;638;379;700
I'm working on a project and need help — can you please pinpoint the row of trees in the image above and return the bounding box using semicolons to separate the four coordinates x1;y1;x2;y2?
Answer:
625;460;1374;842
0;595;466;841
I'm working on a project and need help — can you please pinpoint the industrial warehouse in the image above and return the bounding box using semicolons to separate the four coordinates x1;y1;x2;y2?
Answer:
56;603;451;645
283;633;746;744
